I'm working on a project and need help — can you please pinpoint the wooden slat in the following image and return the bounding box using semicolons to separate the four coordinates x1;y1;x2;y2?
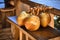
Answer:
11;23;15;37
20;30;23;40
15;25;19;40
26;34;29;40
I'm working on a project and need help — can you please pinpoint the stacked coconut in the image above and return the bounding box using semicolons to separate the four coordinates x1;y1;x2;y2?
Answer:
17;6;52;31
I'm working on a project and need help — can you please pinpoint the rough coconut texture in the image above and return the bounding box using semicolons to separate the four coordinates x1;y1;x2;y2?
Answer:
40;12;51;27
17;11;30;26
25;15;40;31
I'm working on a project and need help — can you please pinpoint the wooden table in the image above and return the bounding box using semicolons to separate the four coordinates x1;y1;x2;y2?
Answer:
7;16;60;40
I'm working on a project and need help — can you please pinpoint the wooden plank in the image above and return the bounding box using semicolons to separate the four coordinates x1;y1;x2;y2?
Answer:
11;23;15;37
20;30;23;40
1;12;6;28
26;34;29;40
14;25;19;40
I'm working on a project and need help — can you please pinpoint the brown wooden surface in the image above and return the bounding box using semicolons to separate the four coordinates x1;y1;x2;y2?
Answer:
7;16;60;40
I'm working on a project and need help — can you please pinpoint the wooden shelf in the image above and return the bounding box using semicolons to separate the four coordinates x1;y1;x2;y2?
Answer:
7;16;60;40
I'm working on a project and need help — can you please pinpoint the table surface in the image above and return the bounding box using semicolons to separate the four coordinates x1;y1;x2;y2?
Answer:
7;16;60;40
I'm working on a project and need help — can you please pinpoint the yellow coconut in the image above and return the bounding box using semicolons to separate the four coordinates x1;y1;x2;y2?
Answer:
40;12;51;27
17;11;30;26
25;15;40;31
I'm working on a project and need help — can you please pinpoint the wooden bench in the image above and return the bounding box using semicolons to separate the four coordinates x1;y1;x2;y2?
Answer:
7;16;60;40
